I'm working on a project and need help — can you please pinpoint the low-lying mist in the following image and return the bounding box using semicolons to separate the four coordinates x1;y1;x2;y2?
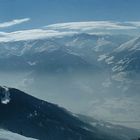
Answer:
0;70;140;129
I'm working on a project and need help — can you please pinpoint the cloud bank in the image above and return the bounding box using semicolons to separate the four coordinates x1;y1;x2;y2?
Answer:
0;29;77;42
0;20;140;42
46;21;140;31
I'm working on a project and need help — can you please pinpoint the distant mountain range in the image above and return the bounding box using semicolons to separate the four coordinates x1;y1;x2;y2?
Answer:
0;33;131;73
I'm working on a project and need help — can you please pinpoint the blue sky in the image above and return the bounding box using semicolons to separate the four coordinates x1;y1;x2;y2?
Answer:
0;0;140;42
0;0;140;31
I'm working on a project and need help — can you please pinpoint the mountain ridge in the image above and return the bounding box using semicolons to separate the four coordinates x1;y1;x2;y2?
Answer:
0;86;120;140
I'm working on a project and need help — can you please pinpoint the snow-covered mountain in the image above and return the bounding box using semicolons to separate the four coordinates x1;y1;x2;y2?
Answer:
0;33;131;73
101;36;140;81
0;38;96;73
115;36;140;52
114;36;140;73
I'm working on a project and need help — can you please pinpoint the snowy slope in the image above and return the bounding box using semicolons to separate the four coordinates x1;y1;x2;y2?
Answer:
0;129;37;140
115;36;140;52
100;36;140;78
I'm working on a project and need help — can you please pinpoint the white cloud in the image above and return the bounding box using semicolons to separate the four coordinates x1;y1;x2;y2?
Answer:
0;20;140;42
0;29;77;42
46;21;137;31
0;18;30;28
